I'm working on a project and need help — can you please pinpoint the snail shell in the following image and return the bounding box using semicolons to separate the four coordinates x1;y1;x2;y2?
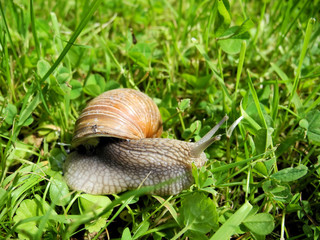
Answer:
72;88;163;147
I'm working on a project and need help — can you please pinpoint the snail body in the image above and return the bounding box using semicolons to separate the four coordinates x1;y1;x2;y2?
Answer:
64;138;206;195
64;89;227;196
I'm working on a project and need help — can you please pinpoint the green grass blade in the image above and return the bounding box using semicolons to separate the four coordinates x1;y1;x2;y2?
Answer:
50;12;71;69
271;79;279;121
97;35;124;74
211;149;274;174
1;26;15;103
305;96;320;114
30;0;40;59
0;1;24;101
252;2;266;45
210;201;253;240
240;102;261;134
276;0;309;49
290;18;316;105
270;62;302;115
303;83;320;108
65;186;156;238
18;93;40;126
193;40;232;102
234;40;246;103
246;70;267;129
40;0;103;83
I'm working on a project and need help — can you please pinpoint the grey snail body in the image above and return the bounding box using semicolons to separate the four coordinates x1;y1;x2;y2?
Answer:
64;88;227;196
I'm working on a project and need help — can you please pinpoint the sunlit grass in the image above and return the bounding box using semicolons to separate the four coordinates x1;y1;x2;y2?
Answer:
0;0;319;239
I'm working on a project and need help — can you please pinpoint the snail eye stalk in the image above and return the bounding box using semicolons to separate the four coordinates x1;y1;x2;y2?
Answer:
190;116;228;158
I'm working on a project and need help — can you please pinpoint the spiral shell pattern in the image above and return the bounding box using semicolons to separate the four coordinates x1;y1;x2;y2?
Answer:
72;88;163;147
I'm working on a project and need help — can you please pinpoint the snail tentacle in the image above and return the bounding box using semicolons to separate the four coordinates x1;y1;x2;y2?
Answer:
190;115;228;157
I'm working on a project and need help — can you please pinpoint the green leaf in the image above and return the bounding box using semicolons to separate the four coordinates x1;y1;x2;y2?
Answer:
159;107;172;123
305;110;320;143
69;80;83;99
182;73;197;87
234;18;255;37
271;165;308;182
7;142;33;163
214;0;231;37
128;43;152;68
290;18;315;105
219;23;252;40
178;192;218;234
182;74;211;88
105;80;120;91
37;59;51;78
79;194;113;233
254;128;274;154
121;227;132;240
49;173;71;206
299;118;308;130
240;103;261;135
200;168;215;188
84;74;106;97
275;132;302;158
219;38;242;54
4;103;17;125
86;217;107;233
0;188;8;210
79;194;112;219
190;120;202;134
243;213;274;235
56;66;71;84
133;221;150;239
49;76;68;96
178;99;190;111
218;22;252;54
210;201;253;240
262;180;293;203
49;148;66;171
18;94;40;126
13;199;39;239
84;84;101;97
188;231;208;240
254;162;268;176
22;117;34;126
13;194;56;239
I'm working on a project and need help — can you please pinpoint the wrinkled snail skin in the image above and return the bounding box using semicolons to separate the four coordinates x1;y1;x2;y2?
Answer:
64;138;207;196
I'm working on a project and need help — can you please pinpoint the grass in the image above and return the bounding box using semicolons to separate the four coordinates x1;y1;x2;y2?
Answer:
1;0;320;239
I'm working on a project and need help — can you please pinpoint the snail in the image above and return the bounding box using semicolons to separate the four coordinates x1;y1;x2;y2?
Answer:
64;88;228;196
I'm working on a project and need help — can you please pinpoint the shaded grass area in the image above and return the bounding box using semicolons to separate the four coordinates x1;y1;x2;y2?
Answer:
0;0;320;239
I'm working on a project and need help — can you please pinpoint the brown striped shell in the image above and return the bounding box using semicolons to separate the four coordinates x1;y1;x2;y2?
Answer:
72;88;163;147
